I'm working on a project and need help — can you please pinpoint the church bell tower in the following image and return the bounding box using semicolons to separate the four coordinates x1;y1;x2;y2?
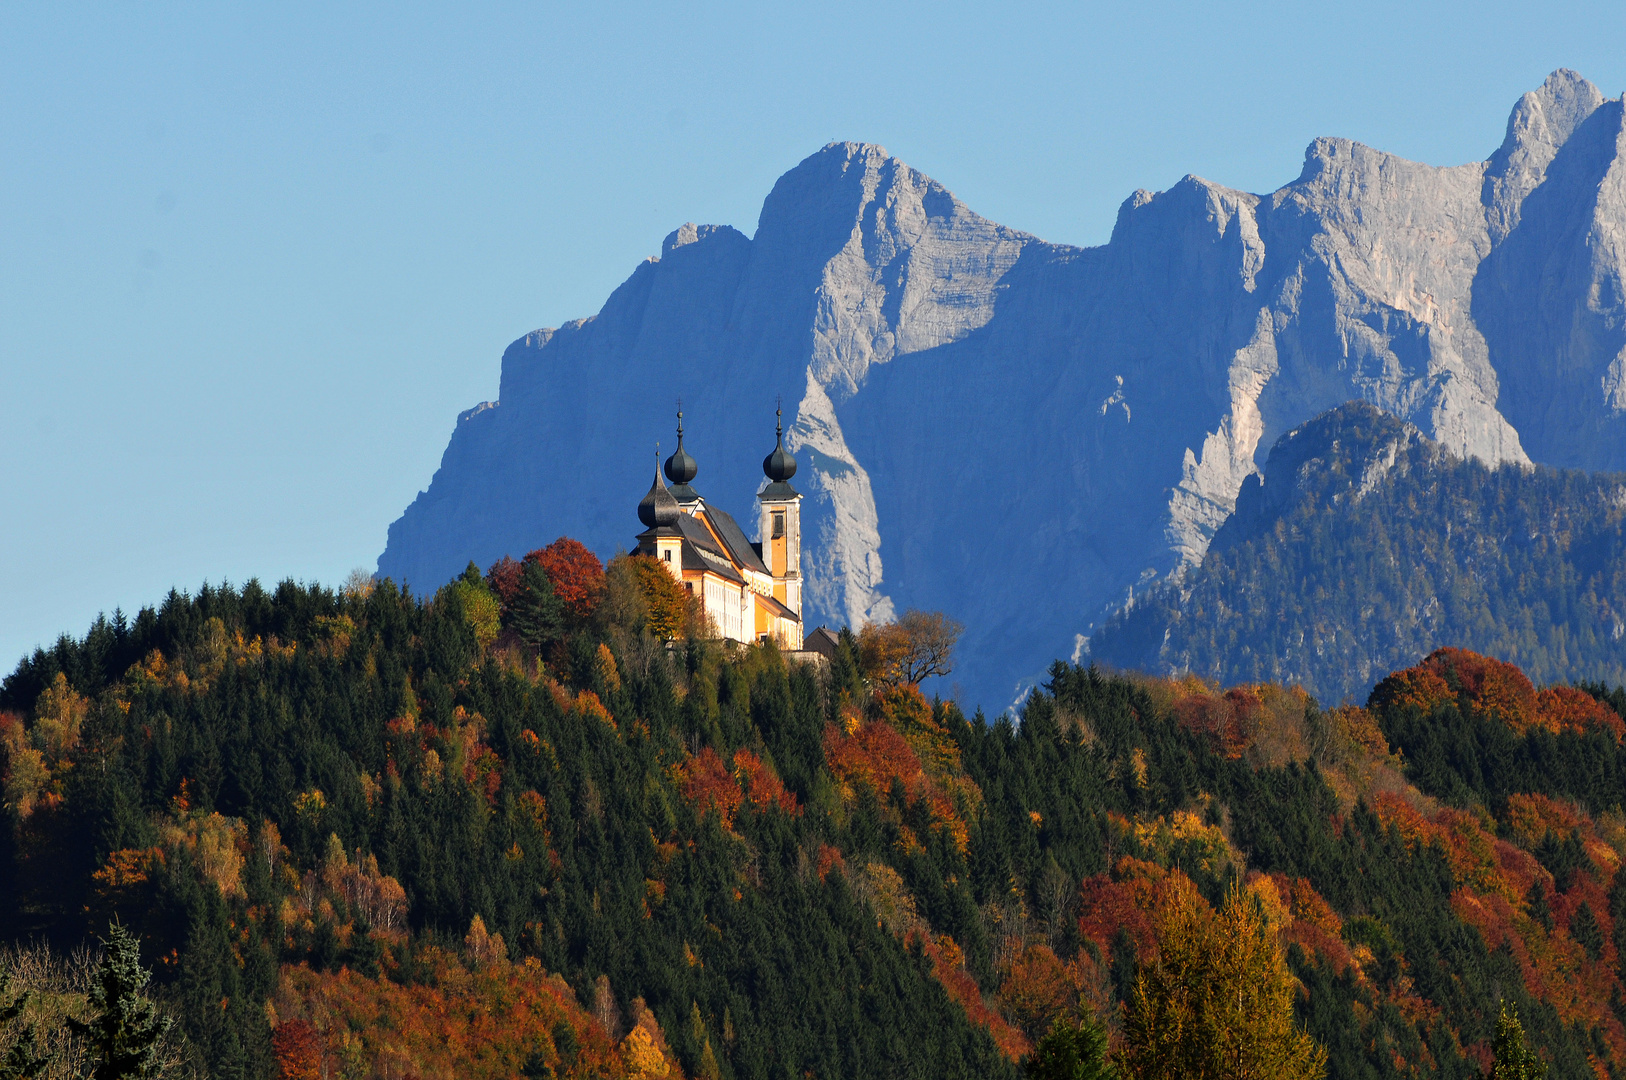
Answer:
758;406;802;618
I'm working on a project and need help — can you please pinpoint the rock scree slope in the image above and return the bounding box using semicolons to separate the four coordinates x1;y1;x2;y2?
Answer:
380;69;1626;711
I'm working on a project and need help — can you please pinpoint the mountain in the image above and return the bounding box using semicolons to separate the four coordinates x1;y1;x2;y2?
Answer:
380;70;1626;711
1089;401;1626;703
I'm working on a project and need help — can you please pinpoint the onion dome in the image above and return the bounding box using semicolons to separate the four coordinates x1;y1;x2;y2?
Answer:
664;409;700;502
762;406;797;483
637;451;681;529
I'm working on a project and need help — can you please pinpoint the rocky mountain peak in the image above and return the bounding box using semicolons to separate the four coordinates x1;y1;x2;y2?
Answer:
382;70;1626;710
1485;68;1607;241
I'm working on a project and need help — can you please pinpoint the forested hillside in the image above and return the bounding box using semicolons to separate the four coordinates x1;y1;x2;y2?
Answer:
1091;402;1626;704
5;544;1626;1078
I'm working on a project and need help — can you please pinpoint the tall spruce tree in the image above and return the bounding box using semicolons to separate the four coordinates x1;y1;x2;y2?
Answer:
68;923;173;1080
509;561;565;651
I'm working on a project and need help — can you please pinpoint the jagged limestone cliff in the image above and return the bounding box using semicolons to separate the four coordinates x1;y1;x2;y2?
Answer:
381;70;1626;709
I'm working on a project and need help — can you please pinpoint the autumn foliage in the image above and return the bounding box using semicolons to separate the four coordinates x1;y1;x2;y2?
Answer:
530;538;606;619
1370;646;1625;740
676;747;800;829
271;940;682;1080
626;555;689;640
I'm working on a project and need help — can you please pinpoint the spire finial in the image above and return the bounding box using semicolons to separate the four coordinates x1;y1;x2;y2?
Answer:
664;404;699;491
762;399;798;487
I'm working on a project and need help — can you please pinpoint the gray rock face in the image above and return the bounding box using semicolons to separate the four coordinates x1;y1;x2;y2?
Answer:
380;70;1626;709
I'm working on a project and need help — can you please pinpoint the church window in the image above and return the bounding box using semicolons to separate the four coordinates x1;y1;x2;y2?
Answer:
772;511;785;538
663;550;671;562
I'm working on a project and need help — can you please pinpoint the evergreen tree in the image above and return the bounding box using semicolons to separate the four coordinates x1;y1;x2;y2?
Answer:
68;923;173;1080
0;975;46;1080
1572;902;1605;962
1492;1003;1546;1080
509;561;565;651
1027;1013;1114;1080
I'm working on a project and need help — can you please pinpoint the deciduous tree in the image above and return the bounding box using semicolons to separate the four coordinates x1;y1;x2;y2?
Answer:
858;610;963;686
530;538;605;620
1492;1002;1546;1080
627;556;686;641
1117;879;1325;1080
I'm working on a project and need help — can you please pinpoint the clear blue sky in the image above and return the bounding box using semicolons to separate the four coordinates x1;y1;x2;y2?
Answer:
2;1;1623;671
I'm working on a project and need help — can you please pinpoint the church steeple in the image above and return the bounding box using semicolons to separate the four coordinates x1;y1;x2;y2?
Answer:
637;448;680;529
664;405;701;505
758;402;802;619
760;402;798;499
635;446;684;579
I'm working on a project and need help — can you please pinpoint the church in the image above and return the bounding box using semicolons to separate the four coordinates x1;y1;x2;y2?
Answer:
634;408;804;649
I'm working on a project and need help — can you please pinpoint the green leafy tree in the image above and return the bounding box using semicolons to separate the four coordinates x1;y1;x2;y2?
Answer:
1028;1013;1114;1080
1117;881;1326;1080
453;562;502;649
68;923;173;1080
1492;1002;1546;1080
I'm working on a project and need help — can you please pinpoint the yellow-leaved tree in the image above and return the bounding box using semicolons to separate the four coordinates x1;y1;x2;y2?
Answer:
1117;877;1326;1080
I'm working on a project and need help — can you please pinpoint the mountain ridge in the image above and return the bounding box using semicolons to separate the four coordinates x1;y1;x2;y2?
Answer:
1090;401;1626;702
381;70;1626;710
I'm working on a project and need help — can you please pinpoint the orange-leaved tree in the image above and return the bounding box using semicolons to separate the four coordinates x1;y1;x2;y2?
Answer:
857;610;963;686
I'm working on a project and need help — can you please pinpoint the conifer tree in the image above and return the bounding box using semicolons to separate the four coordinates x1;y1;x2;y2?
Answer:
509;561;566;651
0;975;46;1080
68;923;173;1080
1492;1003;1546;1080
1027;1012;1114;1080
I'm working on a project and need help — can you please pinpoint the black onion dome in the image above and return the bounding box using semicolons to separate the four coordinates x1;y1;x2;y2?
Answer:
637;462;680;529
762;407;797;483
664;440;697;484
664;411;698;485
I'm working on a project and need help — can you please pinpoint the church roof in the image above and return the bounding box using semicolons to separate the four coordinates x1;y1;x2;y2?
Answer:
673;514;745;583
637;462;681;528
760;406;799;500
702;506;770;576
756;592;801;623
681;541;744;583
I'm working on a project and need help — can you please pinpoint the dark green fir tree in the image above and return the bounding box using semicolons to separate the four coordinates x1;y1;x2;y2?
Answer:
68;923;173;1080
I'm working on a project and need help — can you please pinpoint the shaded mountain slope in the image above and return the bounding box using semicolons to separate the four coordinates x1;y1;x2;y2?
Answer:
1090;402;1626;702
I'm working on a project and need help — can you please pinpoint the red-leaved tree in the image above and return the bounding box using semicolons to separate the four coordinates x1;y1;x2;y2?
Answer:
527;538;605;620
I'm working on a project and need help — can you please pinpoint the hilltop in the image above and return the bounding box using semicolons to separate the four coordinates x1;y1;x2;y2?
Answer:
7;562;1626;1076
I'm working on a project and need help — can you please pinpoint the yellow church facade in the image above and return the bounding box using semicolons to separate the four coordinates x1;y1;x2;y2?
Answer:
634;409;803;649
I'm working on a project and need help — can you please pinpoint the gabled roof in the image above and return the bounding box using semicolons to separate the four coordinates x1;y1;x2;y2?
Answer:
672;515;746;584
675;513;731;562
806;626;840;653
680;542;744;583
702;506;770;576
755;592;800;623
